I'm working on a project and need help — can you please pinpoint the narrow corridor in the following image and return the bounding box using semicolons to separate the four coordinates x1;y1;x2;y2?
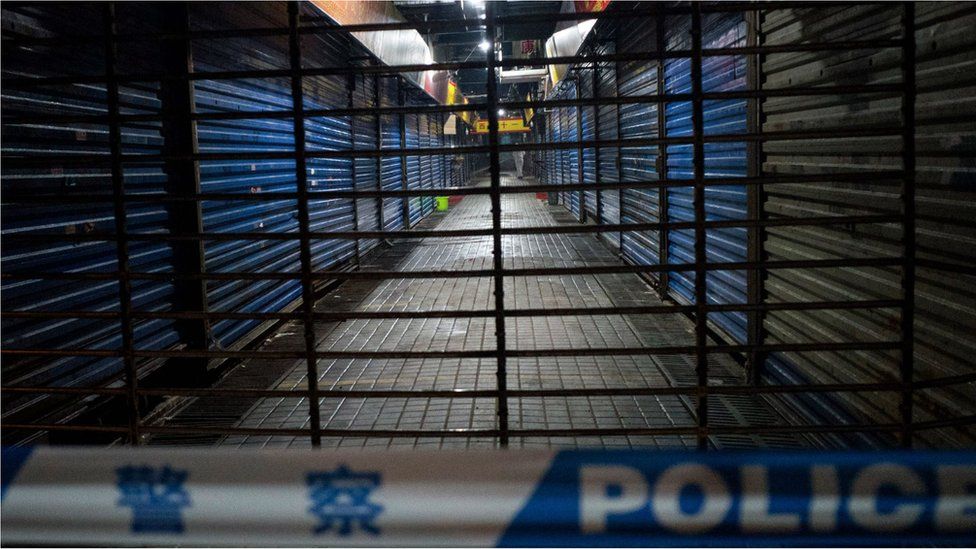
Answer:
172;175;809;450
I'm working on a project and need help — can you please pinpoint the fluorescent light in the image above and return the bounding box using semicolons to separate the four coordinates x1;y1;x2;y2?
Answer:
478;40;490;52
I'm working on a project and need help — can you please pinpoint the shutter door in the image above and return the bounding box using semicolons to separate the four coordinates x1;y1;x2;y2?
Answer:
663;11;749;343
597;43;621;248
761;3;976;447
618;18;661;267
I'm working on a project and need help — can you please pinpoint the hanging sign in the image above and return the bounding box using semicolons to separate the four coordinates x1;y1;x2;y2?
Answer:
472;117;532;134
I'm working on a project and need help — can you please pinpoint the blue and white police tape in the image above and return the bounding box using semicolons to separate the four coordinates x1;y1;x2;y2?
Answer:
2;448;975;546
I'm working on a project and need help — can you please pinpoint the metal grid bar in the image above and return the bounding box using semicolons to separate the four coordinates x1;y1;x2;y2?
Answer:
103;3;141;445
287;0;323;447
484;1;509;446
899;1;917;448
690;3;709;450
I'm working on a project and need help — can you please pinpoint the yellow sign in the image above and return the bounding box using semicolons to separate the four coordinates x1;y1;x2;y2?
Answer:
472;117;531;134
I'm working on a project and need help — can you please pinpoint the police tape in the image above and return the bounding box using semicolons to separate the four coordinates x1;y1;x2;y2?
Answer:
2;448;974;546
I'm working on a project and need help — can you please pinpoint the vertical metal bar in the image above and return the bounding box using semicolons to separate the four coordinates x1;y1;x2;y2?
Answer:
690;4;710;451
899;0;917;449
398;77;410;228
593;62;603;227
656;13;671;300
103;2;140;445
348;73;361;266
287;0;321;447
746;9;767;385
374;71;385;235
485;1;509;447
576;75;585;223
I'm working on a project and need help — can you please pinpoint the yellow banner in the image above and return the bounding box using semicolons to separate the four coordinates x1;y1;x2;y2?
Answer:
472;117;532;134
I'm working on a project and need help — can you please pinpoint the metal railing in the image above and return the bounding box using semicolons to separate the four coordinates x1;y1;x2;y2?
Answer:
2;1;971;449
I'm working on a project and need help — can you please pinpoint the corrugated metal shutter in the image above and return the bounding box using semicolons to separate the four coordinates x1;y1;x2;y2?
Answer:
405;113;422;227
352;71;380;255
1;4;177;409
617;18;661;267
380;78;404;232
1;2;453;434
597;42;621;248
664;11;749;343
579;67;597;220
191;2;357;349
553;82;580;218
760;3;976;447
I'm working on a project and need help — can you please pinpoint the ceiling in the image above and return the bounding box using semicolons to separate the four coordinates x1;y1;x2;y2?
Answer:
393;0;563;98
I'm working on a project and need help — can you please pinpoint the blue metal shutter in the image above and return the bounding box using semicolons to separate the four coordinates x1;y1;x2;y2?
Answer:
617;19;661;267
405;113;422;227
579;68;598;220
352;72;380;254
596;42;621;248
664;12;749;343
380;79;403;231
553;83;580;218
1;4;178;402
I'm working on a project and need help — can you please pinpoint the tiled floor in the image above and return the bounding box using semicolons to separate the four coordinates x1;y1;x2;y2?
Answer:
200;175;809;450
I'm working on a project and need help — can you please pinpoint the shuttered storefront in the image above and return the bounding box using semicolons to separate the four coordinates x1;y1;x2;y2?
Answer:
760;3;976;447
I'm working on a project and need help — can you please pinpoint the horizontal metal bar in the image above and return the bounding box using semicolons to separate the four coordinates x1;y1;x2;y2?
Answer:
2;215;903;243
0;127;905;167
0;341;902;360
0;171;905;204
7;377;954;400
0;257;904;282
0;299;904;322
2;84;904;125
4;420;944;439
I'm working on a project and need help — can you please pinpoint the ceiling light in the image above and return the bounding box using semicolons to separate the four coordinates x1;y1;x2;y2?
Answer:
478;40;490;52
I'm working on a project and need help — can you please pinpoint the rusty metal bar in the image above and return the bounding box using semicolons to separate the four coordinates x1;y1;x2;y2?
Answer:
690;4;709;451
0;170;905;204
745;8;767;385
1;126;909;167
287;0;322;447
899;1;917;449
103;2;141;445
485;1;509;447
1;299;904;322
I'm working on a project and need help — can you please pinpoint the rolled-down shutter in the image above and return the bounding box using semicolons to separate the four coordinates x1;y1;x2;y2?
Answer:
664;11;748;343
618;18;661;267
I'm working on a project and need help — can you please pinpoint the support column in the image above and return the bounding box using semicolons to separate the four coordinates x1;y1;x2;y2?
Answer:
158;2;209;385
